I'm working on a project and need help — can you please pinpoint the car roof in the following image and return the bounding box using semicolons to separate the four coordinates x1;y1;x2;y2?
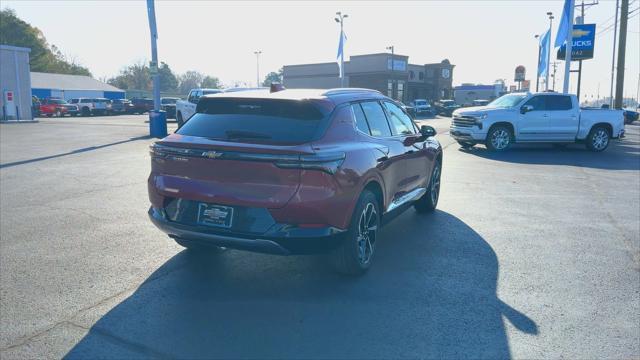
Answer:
201;88;388;105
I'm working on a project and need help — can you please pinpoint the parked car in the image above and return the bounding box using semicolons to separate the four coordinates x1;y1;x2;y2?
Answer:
39;98;78;117
148;88;442;275
449;92;625;152
109;99;132;115
433;99;460;116
472;99;490;107
175;88;223;126
94;98;112;115
130;98;154;114
161;97;180;119
623;108;638;124
409;99;434;117
68;98;107;116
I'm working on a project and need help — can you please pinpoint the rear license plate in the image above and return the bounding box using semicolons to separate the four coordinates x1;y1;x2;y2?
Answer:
197;203;234;228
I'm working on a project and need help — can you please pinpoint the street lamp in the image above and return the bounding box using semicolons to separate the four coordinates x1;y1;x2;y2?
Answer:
546;12;554;90
387;45;395;99
535;34;541;92
253;50;262;87
334;12;348;87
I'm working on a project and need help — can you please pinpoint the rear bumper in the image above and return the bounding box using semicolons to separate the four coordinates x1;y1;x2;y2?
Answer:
148;207;347;255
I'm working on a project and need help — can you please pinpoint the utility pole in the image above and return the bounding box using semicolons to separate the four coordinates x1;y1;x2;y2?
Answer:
576;1;585;103
254;50;262;87
614;0;629;109
610;0;620;107
562;0;575;94
546;12;554;90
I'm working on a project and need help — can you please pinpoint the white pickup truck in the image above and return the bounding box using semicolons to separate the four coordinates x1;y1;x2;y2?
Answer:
449;92;625;152
175;88;222;126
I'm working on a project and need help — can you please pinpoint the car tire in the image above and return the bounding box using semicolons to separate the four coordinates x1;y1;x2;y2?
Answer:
174;238;226;253
81;107;90;117
330;190;380;275
485;125;513;152
176;112;184;127
585;125;610;152
414;159;441;213
457;141;475;149
55;110;62;117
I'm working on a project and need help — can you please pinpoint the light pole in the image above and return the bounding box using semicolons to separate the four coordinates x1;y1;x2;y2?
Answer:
386;45;395;99
535;34;541;92
546;12;554;90
254;50;262;87
334;12;348;87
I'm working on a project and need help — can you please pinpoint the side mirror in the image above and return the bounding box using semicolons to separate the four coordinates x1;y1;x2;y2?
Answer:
189;97;199;104
520;105;533;114
420;125;437;138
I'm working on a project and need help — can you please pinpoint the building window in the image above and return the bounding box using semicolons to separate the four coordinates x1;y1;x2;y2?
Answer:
419;72;424;80
397;81;405;102
409;70;415;80
387;80;393;97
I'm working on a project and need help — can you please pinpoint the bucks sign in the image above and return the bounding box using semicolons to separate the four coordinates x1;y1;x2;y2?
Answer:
558;24;596;61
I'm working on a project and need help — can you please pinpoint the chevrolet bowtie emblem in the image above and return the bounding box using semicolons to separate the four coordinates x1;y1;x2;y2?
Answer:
202;150;222;159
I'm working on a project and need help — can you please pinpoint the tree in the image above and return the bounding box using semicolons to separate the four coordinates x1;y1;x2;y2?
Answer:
262;68;283;86
0;8;91;76
201;75;221;89
107;62;150;90
178;71;204;94
158;62;178;92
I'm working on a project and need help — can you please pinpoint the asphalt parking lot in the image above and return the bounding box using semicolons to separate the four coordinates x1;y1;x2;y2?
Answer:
1;114;639;358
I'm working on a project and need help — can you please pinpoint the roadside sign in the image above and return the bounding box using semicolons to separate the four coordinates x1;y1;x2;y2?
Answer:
557;24;596;61
514;66;526;82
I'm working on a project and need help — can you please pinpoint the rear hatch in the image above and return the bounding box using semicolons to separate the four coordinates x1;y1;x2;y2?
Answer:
150;96;334;209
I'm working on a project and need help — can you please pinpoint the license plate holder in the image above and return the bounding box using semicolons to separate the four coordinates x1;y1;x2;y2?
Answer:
197;203;234;228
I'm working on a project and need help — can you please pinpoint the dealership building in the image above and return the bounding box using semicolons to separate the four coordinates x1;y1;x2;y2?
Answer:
283;53;454;103
30;72;125;101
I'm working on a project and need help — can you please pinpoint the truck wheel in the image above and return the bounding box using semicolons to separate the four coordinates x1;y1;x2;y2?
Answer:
55;110;62;117
81;107;90;116
330;190;379;275
176;112;184;127
457;141;475;149
174;238;226;253
486;125;513;151
415;159;441;213
586;126;610;152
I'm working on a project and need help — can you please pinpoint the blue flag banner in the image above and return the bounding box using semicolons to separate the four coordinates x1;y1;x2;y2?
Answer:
554;0;572;48
538;29;551;77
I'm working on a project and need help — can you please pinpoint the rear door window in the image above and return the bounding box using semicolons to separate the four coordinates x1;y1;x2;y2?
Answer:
544;95;573;111
360;101;392;137
177;98;328;145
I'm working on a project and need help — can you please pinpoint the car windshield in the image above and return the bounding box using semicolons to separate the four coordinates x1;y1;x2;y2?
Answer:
415;100;427;106
176;98;327;145
48;99;67;104
440;100;455;106
161;98;178;104
488;94;527;108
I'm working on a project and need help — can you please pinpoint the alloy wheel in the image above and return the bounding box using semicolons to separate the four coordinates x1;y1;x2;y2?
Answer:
592;129;609;151
430;164;441;205
356;202;378;265
491;129;510;150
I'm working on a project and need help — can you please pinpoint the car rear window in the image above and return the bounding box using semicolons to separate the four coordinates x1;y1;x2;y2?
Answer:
177;98;327;145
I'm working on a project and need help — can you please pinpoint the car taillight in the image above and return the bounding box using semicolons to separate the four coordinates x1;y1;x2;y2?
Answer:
274;152;345;174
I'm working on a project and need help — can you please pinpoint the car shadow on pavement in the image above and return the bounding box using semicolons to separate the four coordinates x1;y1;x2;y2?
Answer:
0;136;151;169
458;139;639;171
65;210;537;359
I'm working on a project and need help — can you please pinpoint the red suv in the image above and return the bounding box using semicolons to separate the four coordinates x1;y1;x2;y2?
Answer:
148;89;442;274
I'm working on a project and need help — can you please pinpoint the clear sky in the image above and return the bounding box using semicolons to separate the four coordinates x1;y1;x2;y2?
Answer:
3;0;639;100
